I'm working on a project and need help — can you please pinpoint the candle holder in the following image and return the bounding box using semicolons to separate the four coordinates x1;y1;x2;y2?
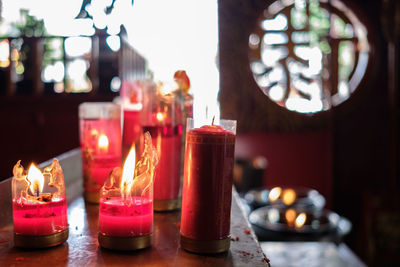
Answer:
120;80;144;160
98;132;158;251
142;81;183;211
79;102;122;204
180;118;236;254
12;159;69;248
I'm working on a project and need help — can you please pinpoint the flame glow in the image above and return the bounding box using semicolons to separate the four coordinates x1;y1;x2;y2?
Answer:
156;112;165;122
295;212;307;228
27;164;45;195
282;189;296;205
269;187;282;202
120;147;136;198
91;129;99;136
98;134;109;153
285;208;296;225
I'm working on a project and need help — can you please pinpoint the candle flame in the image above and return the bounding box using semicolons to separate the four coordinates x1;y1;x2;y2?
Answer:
120;146;136;198
91;129;99;136
285;208;296;226
282;189;296;205
158;81;174;95
156;112;165;122
98;134;109;152
295;213;307;228
27;164;44;195
269;187;282;202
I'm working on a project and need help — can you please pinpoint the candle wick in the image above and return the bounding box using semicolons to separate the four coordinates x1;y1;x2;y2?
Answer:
212;116;215;126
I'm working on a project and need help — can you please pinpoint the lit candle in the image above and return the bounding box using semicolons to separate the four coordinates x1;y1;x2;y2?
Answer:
121;80;145;159
98;132;158;251
79;102;122;203
180;118;236;254
12;159;69;248
142;82;183;211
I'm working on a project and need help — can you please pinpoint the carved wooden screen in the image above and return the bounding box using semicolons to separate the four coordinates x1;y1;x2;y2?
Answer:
249;0;369;113
219;0;373;131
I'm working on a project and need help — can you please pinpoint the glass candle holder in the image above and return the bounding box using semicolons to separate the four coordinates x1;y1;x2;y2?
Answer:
141;82;183;211
79;102;122;203
120;80;144;160
180;118;237;254
98;132;158;250
12;159;69;248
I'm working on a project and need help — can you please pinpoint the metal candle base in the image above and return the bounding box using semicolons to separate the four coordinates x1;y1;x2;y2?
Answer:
98;233;152;251
14;229;69;249
180;235;230;254
154;198;181;212
84;191;100;204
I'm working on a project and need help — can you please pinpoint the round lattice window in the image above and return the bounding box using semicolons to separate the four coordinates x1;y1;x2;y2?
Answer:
249;0;370;113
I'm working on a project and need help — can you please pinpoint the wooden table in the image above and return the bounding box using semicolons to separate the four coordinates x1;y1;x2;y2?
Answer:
0;149;268;266
261;242;366;267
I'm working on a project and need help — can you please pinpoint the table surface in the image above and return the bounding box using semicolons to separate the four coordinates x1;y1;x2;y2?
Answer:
0;149;268;266
261;242;366;267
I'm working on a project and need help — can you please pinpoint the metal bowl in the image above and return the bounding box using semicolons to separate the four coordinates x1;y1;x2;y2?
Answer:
249;205;352;242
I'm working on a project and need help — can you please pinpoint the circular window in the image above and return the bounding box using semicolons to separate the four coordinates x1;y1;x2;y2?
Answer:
249;0;370;113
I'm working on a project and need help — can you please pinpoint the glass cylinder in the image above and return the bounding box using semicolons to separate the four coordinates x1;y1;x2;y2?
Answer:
120;80;144;160
12;159;69;248
142;82;183;211
98;132;158;250
79;102;122;203
180;118;237;254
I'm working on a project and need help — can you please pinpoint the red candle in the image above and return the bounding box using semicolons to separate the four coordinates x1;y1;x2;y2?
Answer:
180;119;236;254
143;124;182;201
98;132;158;251
79;102;122;203
99;196;152;236
122;109;142;159
120;80;145;159
13;198;68;236
86;154;121;188
141;82;184;211
12;159;69;248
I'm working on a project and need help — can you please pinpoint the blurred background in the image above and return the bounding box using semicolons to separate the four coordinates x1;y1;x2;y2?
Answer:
0;0;219;178
0;0;399;266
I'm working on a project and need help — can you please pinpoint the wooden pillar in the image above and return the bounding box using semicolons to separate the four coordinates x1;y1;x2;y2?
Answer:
382;0;400;189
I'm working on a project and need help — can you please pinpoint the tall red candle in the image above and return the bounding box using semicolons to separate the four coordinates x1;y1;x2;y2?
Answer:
143;124;182;202
122;109;142;158
180;118;236;254
120;80;145;160
141;82;184;211
79;102;122;203
12;159;69;248
98;132;158;251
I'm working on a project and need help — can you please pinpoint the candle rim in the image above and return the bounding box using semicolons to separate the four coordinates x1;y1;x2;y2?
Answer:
188;125;235;136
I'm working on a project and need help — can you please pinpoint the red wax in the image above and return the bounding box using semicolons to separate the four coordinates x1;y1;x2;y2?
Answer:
99;197;153;236
181;125;235;240
13;197;68;236
82;154;121;193
142;125;182;200
80;118;122;195
122;109;142;158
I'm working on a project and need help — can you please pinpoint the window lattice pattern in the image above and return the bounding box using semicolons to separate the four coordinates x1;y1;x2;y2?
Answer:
249;0;370;113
